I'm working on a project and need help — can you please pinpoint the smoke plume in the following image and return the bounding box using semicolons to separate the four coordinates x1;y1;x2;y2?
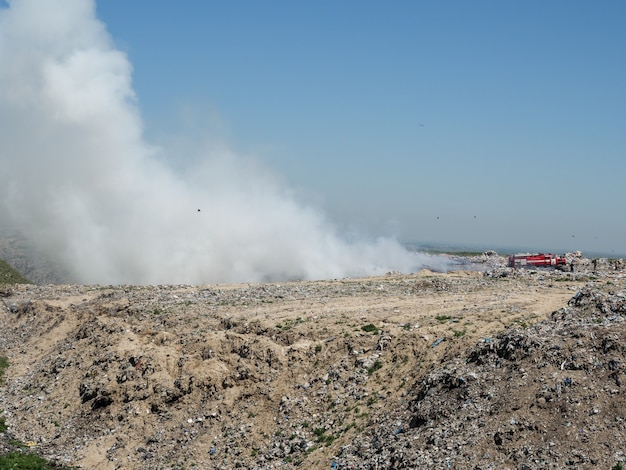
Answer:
0;0;451;284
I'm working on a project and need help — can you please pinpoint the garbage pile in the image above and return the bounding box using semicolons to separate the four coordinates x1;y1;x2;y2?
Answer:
0;266;625;469
334;285;626;469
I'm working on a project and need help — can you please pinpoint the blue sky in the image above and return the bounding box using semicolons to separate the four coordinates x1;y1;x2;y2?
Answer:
95;1;626;256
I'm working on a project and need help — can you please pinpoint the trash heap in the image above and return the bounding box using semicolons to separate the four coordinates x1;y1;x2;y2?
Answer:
1;256;625;469
334;285;626;469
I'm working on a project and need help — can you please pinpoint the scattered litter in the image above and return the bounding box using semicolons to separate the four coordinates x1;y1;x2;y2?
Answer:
432;338;445;348
0;251;624;469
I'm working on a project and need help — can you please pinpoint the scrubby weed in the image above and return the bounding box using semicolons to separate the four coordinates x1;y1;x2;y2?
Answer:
367;360;382;375
0;451;75;469
276;317;304;331
361;323;379;334
0;356;8;384
0;259;31;284
313;427;336;446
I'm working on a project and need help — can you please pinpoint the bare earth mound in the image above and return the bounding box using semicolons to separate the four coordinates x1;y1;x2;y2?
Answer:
1;257;625;469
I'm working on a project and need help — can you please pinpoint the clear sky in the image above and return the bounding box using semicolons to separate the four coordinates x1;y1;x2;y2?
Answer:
92;1;626;257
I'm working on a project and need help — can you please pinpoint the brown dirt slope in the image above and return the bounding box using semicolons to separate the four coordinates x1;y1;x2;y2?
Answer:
0;259;625;469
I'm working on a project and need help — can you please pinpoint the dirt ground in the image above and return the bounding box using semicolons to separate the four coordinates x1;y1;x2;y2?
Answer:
1;255;625;469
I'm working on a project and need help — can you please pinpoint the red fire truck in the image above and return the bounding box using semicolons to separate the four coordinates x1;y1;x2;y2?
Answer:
508;253;567;268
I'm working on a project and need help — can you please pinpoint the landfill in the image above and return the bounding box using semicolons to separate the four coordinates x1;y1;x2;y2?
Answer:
1;252;625;469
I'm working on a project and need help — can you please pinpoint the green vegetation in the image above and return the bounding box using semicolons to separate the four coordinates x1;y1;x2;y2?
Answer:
7;440;26;449
367;360;383;376
0;356;7;384
435;315;453;324
277;317;304;330
0;259;30;284
313;428;336;446
361;323;379;334
0;452;67;469
326;394;335;409
0;443;75;469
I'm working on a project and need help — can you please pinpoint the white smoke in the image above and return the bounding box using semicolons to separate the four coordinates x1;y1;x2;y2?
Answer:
0;0;452;284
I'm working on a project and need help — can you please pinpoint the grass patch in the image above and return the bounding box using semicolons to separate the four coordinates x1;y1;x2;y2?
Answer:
512;317;535;329
276;318;304;331
8;440;27;448
0;438;73;470
313;428;337;446
0;451;73;469
435;315;452;324
367;360;383;375
0;259;31;284
361;324;379;334
0;356;8;384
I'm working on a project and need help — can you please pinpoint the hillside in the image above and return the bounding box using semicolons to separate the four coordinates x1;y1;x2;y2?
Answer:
0;230;72;285
0;259;31;285
1;255;625;469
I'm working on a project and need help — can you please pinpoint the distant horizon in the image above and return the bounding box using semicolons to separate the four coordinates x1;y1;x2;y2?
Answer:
405;240;626;259
2;225;623;265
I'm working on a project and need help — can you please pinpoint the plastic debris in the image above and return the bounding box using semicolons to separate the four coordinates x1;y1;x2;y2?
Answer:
432;338;445;348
